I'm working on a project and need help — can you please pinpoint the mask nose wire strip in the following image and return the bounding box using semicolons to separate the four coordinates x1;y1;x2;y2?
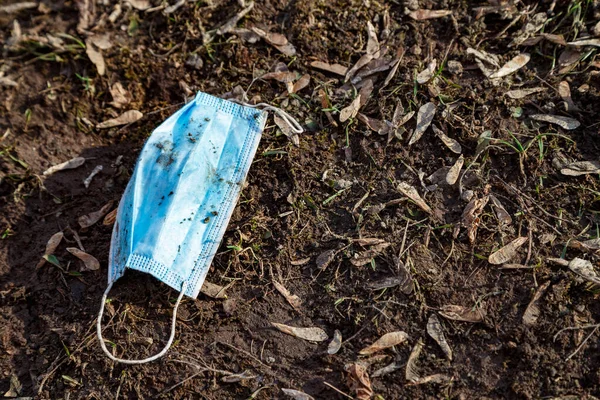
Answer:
230;101;304;135
96;280;187;364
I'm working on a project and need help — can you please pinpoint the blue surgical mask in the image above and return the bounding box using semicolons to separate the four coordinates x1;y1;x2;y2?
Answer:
97;91;302;364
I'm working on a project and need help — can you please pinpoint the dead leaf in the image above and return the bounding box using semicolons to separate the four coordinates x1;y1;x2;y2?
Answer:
36;232;64;268
0;2;37;13
97;110;143;129
85;40;105;76
523;281;550;326
405;339;423;382
327;329;342;355
560;160;600;176
457;195;489;243
408;9;452;20
79;201;114;229
395;110;415;128
316;249;337;270
439;304;486;323
251;27;296;56
273;281;302;310
398;182;433;215
350;242;391;266
200;281;227;298
357;113;388;135
427;314;452;361
290;257;311;266
489;53;530;79
261;71;296;83
109;82;130;108
282;388;315;400
309;61;347;76
381;57;401;89
530;114;580;130
505;87;546;99
407;374;452;386
488;237;528;265
339;95;362;123
90;34;112;50
353;238;387;246
274;114;299;146
76;0;95;33
489;195;512;225
103;208;117;226
290;74;310;94
467;47;501;68
67;248;100;271
568;258;600;285
271;322;328;342
367;268;413;294
446;155;464;185
416;59;437;84
432;125;462;154
359;331;409;355
358;79;374;107
127;0;151;10
558;81;578;111
366;21;379;55
409;102;436;145
346;363;373;400
43;157;86;176
345;53;374;82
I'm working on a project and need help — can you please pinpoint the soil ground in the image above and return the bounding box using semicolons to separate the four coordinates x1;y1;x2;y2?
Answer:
1;0;600;399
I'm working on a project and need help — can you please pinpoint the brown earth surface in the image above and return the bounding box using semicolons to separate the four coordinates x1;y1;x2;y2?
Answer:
1;0;600;399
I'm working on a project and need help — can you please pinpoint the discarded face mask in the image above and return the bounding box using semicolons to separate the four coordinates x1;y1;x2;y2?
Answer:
97;91;302;364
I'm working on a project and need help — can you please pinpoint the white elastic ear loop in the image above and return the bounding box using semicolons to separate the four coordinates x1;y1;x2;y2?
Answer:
232;100;304;135
96;280;187;364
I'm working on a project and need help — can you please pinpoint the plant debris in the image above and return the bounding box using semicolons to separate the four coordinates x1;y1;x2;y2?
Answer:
345;363;373;400
67;248;100;271
79;201;113;229
96;110;143;129
488;237;528;265
282;388;315;400
273;280;302;311
530;114;580;130
427;314;452;361
327;329;342;355
43;157;86;176
36;232;64;269
439;304;486;323
523;281;550;326
271;323;328;342
359;331;409;355
409;102;436;145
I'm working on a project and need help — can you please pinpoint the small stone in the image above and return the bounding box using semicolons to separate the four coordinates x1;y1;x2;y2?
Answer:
186;54;204;70
447;60;463;75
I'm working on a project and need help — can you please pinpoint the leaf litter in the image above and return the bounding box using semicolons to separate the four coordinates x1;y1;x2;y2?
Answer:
409;102;436;145
488;237;528;265
97;110;143;129
523;281;550;326
79;201;114;229
271;322;328;342
43;157;86;176
427;314;452;361
67;248;100;271
345;363;373;400
489;53;530;79
327;329;342;355
36;232;64;269
359;331;409;355
530;114;580;130
273;280;302;311
439;304;486;323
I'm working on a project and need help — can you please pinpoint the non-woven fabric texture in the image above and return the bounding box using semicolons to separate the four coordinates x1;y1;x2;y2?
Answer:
108;91;267;298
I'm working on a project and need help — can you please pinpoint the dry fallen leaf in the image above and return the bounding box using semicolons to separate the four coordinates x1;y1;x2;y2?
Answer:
427;314;452;361
261;70;296;83
273;280;302;311
359;331;409;355
85;40;105;76
432;125;462;154
251;27;296;56
457;195;489;243
327;329;342;355
439;304;486;323
79;201;114;229
339;94;362;123
346;363;373;400
558;81;578;111
489;53;530;79
357;113;388;135
290;74;310;94
43;157;86;176
350;242;391;266
282;388;315;400
407;374;452;386
103;208;118;226
568;258;600;285
489;194;512;226
488;237;528;265
67;247;100;271
408;9;452;20
505;87;546;99
409;102;436;145
560;161;600;176
405;339;423;382
200;281;227;299
97;110;143;129
416;59;437;84
109;82;130;108
310;61;348;76
316;249;337;270
0;2;38;13
127;0;151;10
397;182;433;215
36;232;64;268
530;114;580;130
271;322;328;342
523;281;550;326
446;155;464;185
274;114;299;146
567;38;600;47
366;21;379;55
345;53;374;82
367;268;413;294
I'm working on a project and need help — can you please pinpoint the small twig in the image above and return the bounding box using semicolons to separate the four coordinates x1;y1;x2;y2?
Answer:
565;325;599;362
553;323;600;341
341;325;368;345
323;381;354;399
